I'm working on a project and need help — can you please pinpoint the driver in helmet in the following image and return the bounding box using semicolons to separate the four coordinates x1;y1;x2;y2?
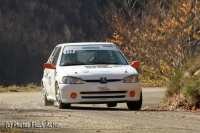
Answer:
94;50;114;63
96;50;109;61
65;53;78;63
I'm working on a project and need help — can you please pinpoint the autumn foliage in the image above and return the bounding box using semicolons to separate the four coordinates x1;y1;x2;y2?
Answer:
100;0;200;85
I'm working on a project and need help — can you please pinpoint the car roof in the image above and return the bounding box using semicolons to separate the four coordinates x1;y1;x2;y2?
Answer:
57;42;115;47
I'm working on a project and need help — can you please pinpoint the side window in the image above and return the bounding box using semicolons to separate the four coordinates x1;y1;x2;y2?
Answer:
48;47;58;63
51;47;62;66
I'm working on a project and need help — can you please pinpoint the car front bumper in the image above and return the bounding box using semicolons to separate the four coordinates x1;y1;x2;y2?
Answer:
59;82;141;104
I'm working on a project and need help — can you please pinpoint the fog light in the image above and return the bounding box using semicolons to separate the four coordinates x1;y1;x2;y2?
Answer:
129;91;135;97
70;92;77;99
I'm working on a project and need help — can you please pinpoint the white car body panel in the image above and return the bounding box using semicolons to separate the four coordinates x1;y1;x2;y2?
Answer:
59;65;137;80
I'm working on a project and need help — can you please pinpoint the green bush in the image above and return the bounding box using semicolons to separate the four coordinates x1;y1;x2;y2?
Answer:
165;71;183;98
182;77;200;106
164;55;200;109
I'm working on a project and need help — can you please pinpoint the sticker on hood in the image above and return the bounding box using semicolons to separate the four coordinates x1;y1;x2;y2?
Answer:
96;65;112;68
92;71;112;75
85;65;112;69
85;66;96;69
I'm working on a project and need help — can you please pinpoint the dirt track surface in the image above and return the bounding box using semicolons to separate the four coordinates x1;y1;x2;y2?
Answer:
0;87;200;133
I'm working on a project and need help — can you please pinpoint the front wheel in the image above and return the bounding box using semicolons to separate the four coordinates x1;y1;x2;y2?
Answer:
55;83;71;109
43;89;54;106
126;92;142;110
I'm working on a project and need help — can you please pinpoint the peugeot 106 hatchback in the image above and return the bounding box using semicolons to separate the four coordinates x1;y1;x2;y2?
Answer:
41;42;142;110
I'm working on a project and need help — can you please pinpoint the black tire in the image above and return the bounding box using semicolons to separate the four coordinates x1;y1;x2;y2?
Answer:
58;100;71;109
127;92;142;110
55;83;71;109
43;90;54;106
106;103;117;108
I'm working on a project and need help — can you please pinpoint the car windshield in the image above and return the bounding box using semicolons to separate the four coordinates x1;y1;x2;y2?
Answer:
60;45;129;66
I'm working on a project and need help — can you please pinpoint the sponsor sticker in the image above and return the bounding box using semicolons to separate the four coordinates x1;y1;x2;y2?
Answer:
97;86;110;91
85;66;96;69
92;71;112;75
103;45;113;47
85;65;112;69
82;47;99;49
96;65;112;68
91;85;118;91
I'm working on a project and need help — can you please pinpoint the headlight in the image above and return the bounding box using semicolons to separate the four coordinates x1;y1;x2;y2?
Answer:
123;75;139;83
62;76;84;84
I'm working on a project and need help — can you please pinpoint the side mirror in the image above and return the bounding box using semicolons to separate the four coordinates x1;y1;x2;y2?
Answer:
131;61;140;68
44;63;56;69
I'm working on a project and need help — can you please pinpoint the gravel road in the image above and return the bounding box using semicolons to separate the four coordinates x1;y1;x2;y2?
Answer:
0;87;200;133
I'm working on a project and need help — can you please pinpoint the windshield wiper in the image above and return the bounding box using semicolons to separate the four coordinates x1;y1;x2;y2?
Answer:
62;62;124;66
104;62;123;64
62;62;85;66
87;62;122;64
86;61;107;64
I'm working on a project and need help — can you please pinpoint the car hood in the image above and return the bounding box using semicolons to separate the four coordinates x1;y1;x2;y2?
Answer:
60;65;138;80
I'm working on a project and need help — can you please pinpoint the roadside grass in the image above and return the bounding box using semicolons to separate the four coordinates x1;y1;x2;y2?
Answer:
182;77;200;108
0;83;41;92
164;71;183;98
163;56;200;110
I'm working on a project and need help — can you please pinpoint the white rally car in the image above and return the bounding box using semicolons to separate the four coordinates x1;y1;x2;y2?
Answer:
41;42;142;110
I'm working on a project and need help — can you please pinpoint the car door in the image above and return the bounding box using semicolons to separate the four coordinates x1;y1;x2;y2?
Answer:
48;46;62;97
45;47;59;97
44;47;58;96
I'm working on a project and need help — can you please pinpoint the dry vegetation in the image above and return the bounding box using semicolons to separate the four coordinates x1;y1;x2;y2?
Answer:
163;54;200;111
98;0;200;111
98;0;200;85
0;83;41;92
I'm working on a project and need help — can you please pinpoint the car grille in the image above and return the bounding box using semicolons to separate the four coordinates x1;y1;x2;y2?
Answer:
80;91;127;99
84;79;121;83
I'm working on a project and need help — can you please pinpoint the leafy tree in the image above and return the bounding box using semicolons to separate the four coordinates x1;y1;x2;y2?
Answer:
98;0;200;84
